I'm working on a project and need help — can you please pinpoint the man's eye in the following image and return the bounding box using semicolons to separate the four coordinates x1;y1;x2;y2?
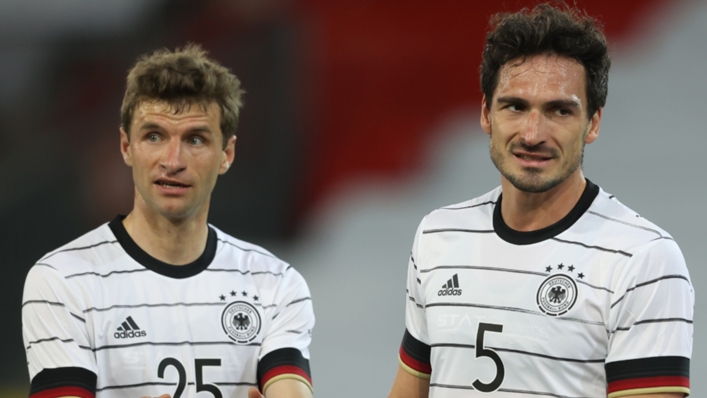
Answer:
555;108;572;116
507;104;523;112
189;136;204;145
147;133;160;142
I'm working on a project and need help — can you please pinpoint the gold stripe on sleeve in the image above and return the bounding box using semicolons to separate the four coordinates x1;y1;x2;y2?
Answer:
398;355;431;380
262;374;313;394
608;386;690;398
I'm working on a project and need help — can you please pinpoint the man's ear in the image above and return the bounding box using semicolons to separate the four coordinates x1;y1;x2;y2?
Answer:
120;127;133;167
219;135;236;175
584;107;602;144
480;95;492;135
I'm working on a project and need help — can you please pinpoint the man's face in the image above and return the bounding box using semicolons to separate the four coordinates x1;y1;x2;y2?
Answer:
480;54;601;193
120;100;235;221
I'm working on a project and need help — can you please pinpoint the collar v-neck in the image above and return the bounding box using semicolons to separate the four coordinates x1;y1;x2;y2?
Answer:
493;179;599;245
109;215;217;278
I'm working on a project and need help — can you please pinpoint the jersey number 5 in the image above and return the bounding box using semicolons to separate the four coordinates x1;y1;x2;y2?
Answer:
158;357;224;398
472;323;505;393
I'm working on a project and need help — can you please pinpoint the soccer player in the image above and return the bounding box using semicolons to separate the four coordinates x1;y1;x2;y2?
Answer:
22;45;314;398
388;4;693;398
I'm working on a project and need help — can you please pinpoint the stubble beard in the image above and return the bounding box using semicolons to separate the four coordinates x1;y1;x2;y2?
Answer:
489;135;585;194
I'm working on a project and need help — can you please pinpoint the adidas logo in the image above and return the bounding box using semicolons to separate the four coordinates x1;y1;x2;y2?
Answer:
438;274;462;296
114;316;147;339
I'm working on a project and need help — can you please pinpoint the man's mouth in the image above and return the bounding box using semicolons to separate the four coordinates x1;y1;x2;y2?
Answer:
155;180;189;188
515;154;552;161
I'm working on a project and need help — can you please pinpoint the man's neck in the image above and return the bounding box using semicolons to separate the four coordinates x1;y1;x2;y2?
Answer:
122;208;209;266
500;172;586;232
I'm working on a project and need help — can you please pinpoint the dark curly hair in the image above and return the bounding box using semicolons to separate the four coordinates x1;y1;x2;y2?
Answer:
121;43;245;147
480;3;610;118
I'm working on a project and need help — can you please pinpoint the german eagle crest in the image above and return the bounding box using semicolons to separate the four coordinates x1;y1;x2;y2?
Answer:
221;301;261;343
536;274;578;316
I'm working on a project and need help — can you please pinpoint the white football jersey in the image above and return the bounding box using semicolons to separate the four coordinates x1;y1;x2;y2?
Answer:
399;181;693;398
23;216;314;398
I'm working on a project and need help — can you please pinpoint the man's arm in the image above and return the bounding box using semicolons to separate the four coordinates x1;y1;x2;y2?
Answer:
247;379;312;398
605;240;693;398
388;364;429;398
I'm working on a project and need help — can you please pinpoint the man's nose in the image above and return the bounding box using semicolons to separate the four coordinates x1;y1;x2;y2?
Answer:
519;110;547;146
160;139;186;173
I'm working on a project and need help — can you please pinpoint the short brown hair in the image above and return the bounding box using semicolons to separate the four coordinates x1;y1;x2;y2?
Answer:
121;44;245;146
480;3;610;118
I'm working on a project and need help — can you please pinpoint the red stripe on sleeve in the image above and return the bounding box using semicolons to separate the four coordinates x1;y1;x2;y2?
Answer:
30;386;95;398
260;364;313;390
399;345;432;374
608;375;690;393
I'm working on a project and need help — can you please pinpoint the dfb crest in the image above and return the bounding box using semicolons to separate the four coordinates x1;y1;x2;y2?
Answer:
221;301;261;343
536;274;578;316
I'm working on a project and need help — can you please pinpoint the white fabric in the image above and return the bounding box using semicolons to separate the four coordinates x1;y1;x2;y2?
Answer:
404;185;693;397
23;222;314;398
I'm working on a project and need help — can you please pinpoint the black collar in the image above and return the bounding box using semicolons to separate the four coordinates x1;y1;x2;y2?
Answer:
109;215;217;278
493;179;599;245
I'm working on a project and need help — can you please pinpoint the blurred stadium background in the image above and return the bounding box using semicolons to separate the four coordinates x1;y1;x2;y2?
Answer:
1;0;704;397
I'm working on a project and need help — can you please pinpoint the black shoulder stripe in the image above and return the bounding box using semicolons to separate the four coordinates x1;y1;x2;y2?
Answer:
257;347;311;382
401;329;431;365
30;367;97;396
606;356;689;382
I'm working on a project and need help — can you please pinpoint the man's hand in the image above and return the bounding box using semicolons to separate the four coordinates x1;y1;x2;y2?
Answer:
248;387;264;398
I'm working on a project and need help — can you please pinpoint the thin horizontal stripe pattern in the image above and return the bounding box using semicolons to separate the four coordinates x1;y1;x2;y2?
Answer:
67;267;287;279
423;228;495;235
587;211;665;238
39;240;118;262
22;300;65;308
97;381;259;391
286;297;311;307
439;200;496;211
21;301;87;323
429;384;592;398
611;274;691;308
425;302;605;327
614;317;693;332
420;265;547;277
408;296;424;309
217;239;275;259
430;343;605;363
83;301;277;313
93;340;261;352
34;263;57;270
420;265;614;293
25;337;93;352
551;237;633;257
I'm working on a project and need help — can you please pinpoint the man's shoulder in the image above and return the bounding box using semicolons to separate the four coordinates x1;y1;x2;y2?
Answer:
421;186;501;229
209;225;292;274
589;187;673;240
32;221;118;275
